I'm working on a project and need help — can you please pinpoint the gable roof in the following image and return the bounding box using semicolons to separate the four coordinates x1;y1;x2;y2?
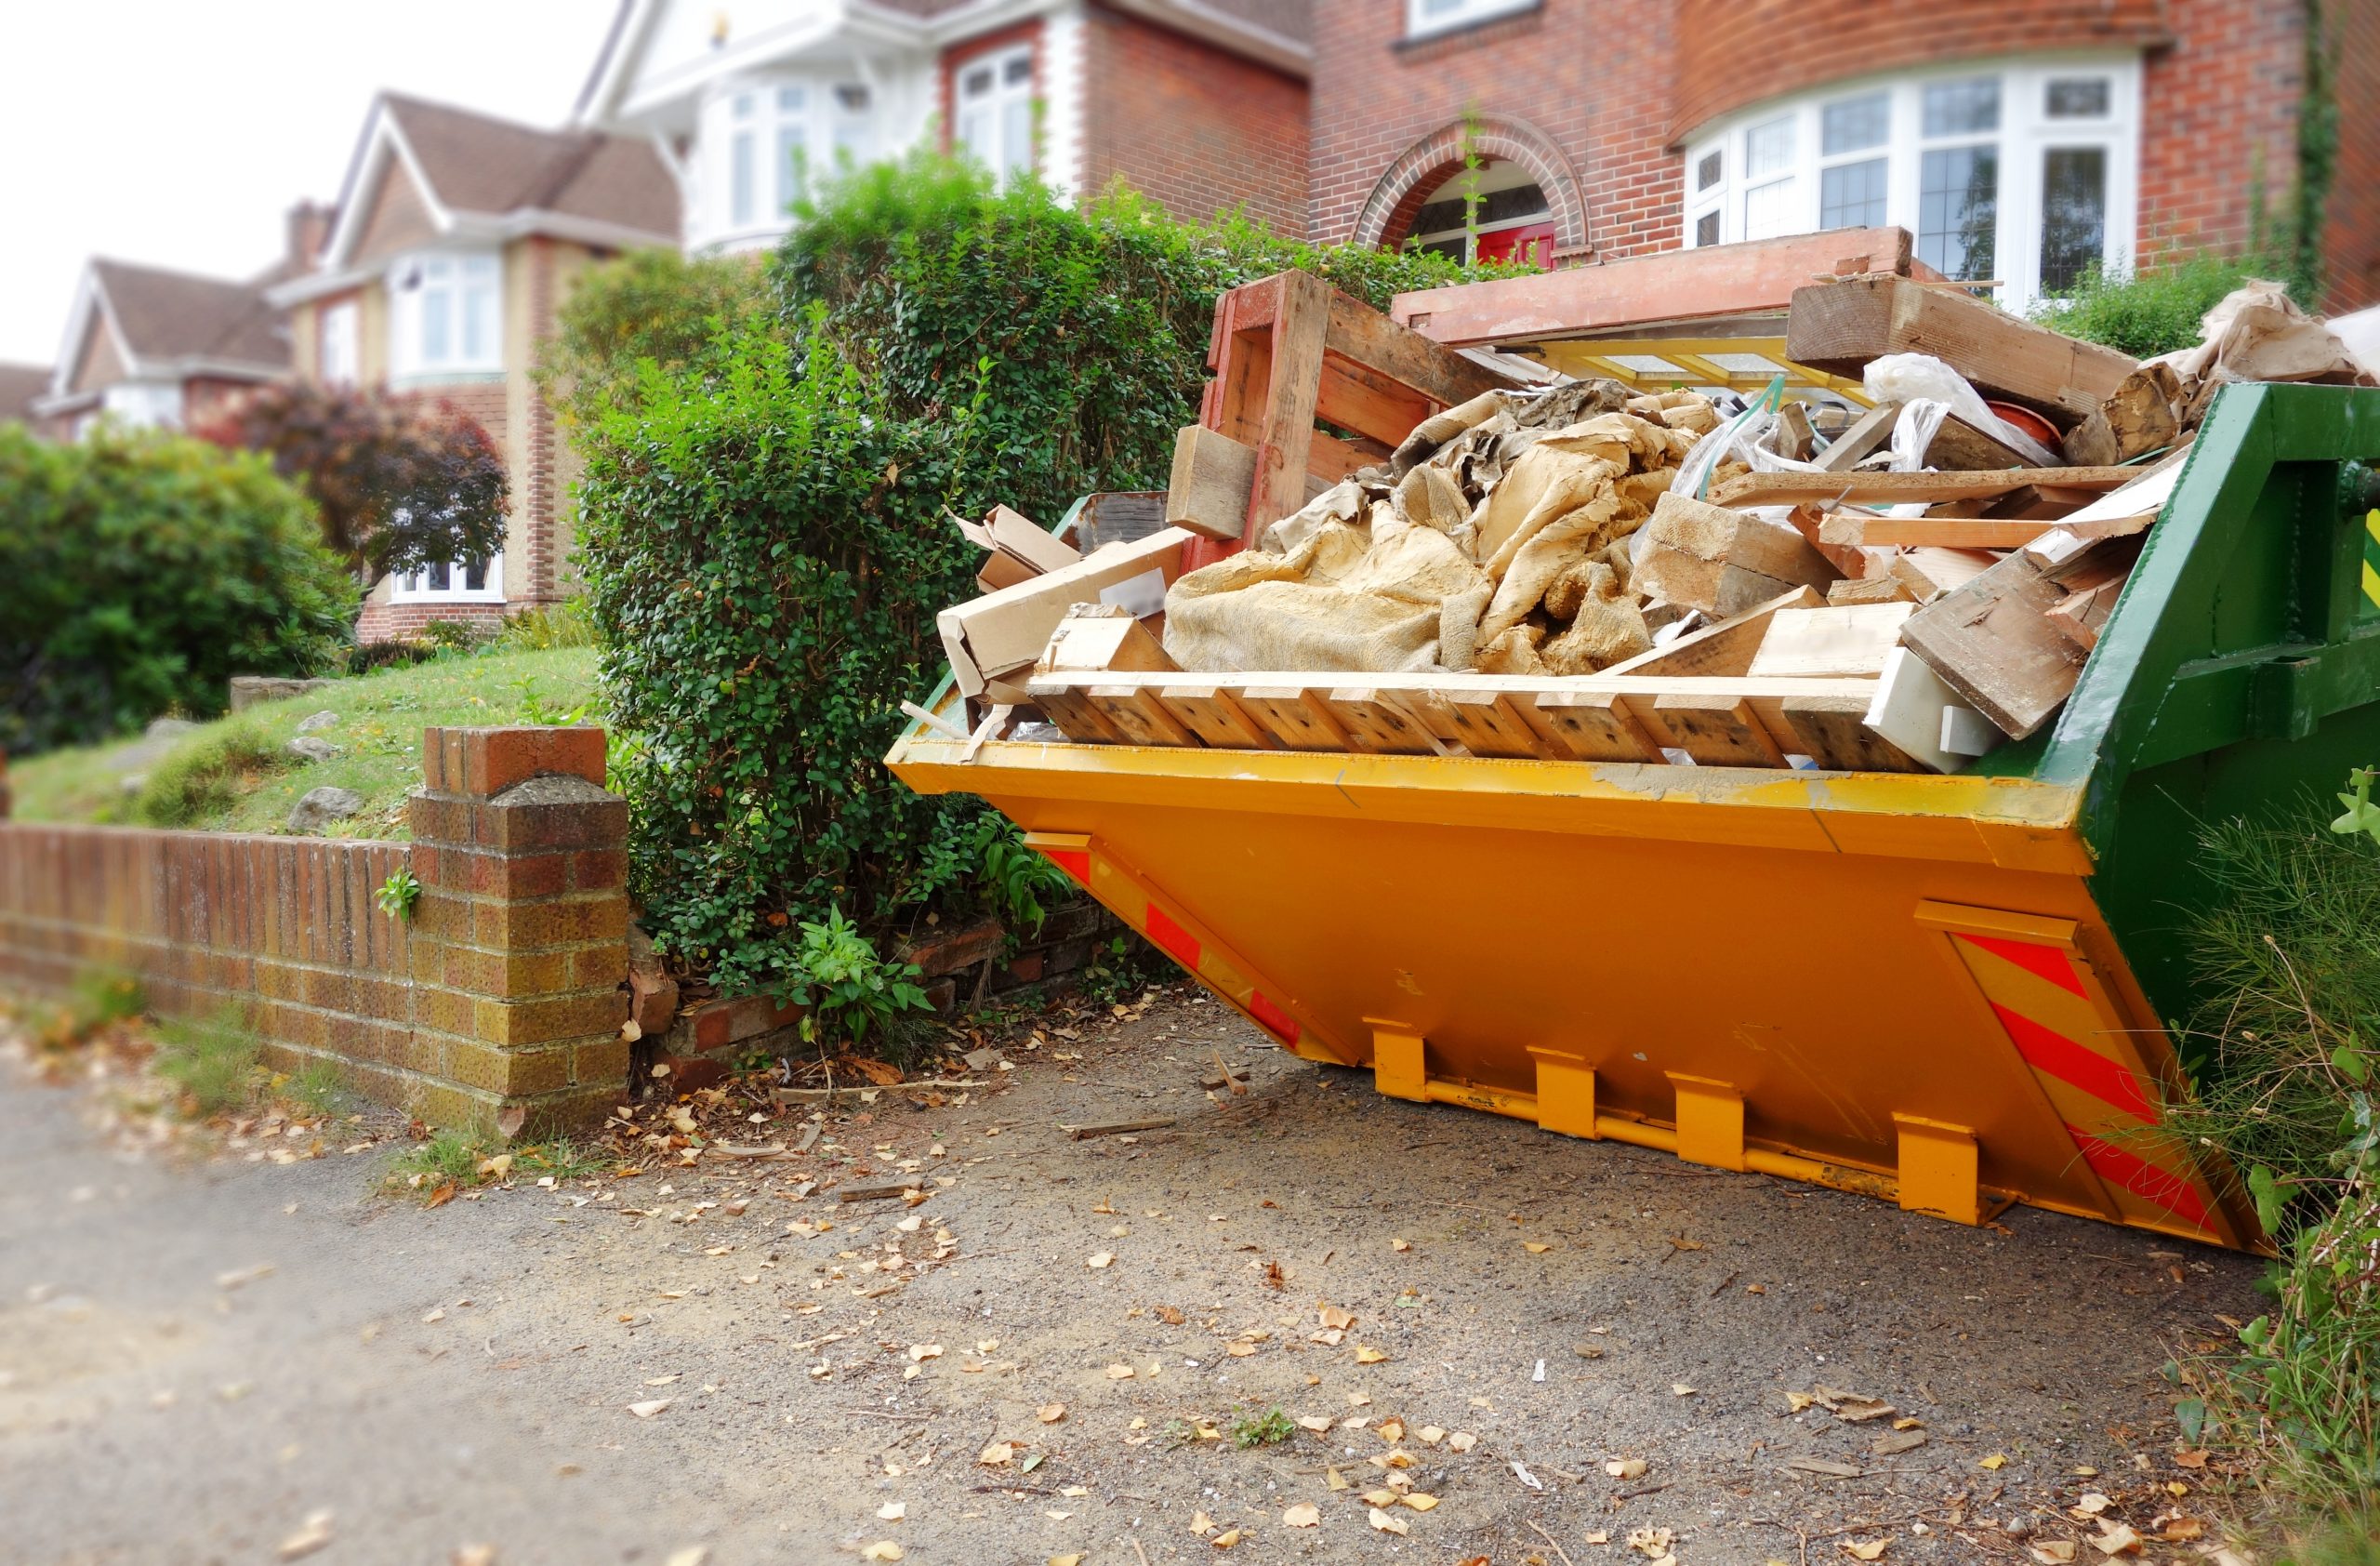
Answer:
576;0;1312;126
286;92;679;299
89;258;288;371
0;362;49;424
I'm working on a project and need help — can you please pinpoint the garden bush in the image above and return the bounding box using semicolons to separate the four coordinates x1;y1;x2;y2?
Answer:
573;155;1533;1010
2030;248;2308;359
0;424;356;756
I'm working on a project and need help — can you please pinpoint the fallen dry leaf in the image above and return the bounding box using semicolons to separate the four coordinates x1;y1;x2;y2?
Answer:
1104;1363;1135;1380
452;1549;496;1566
1368;1507;1408;1535
2090;1523;2141;1556
664;1551;708;1566
2030;1545;2078;1565
626;1399;670;1418
1843;1540;1887;1561
1087;1252;1114;1269
2077;1493;2111;1516
1402;1493;1439;1511
1318;1305;1355;1331
1049;1556;1085;1566
1606;1458;1648;1480
1628;1525;1675;1558
1377;1418;1405;1441
1037;1402;1066;1424
1524;1241;1553;1254
1296;1414;1331;1432
1672;1383;1697;1397
1191;1511;1214;1534
2159;1519;2204;1542
1980;1453;2009;1470
1284;1503;1320;1528
1448;1430;1477;1453
1210;1528;1242;1549
878;1502;906;1521
860;1544;904;1563
1391;1238;1410;1252
979;1442;1016;1466
1354;1346;1389;1363
907;1344;942;1361
278;1511;335;1561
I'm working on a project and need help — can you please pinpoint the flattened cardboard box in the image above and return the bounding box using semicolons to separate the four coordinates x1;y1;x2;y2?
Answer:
938;528;1195;700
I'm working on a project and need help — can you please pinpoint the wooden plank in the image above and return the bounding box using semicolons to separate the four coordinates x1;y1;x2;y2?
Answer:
1305;428;1385;484
1167;425;1333;540
1786;274;2137;426
1038;609;1177;675
1326;285;1522;402
1779;695;1923;772
940;528;1194;693
1248;271;1334;535
1030;670;1888;704
1817;512;2058;551
1747;604;1915;679
1636;491;1839;616
2043;575;2125;653
1431;687;1556;759
1890;547;1999;603
1898;549;2092;740
1924;415;2039;472
1154;684;1276;750
1318;687;1441;754
1711;466;2139;509
2060;364;2182;466
1316;350;1439;447
1603;584;1825;677
1033;686;1125;744
1387;228;1917;347
1236;686;1355;751
1811;400;1901;471
1527;690;1662;761
1650;695;1789;767
1087;684;1201;748
1827;574;1918;606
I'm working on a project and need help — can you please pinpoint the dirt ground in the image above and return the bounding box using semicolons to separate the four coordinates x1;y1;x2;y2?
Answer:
2;986;2260;1566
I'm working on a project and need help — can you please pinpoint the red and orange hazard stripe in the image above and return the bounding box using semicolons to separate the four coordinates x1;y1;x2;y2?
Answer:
1921;901;2236;1244
1025;831;1350;1065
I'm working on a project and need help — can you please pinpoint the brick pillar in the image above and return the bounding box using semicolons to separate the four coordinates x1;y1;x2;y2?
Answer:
406;726;630;1135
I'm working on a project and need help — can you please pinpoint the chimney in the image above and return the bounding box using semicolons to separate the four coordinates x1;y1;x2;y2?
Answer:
286;200;335;272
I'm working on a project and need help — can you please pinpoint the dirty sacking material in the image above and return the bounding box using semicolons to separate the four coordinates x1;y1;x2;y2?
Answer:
1161;384;1709;676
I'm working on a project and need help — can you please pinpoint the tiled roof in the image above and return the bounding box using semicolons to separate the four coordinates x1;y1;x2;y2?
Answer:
382;93;679;239
0;362;49;421
89;259;287;373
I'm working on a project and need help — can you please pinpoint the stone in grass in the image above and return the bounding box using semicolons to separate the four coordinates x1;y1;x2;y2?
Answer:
286;736;337;763
288;787;364;833
295;710;340;735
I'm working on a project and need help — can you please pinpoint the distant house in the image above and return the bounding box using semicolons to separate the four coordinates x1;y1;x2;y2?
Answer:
574;0;1312;255
1308;0;2380;313
266;93;680;643
0;363;48;428
33;258;290;438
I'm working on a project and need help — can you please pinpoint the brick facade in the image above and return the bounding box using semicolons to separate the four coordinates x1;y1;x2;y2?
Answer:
1311;0;2379;310
0;727;630;1135
1080;4;1309;235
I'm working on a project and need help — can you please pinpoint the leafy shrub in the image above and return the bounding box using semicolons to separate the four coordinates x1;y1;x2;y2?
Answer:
495;600;598;652
575;154;1532;1004
152;1005;264;1116
789;907;932;1048
0;425;356;756
192;382;509;580
539;246;773;430
2030;249;2300;358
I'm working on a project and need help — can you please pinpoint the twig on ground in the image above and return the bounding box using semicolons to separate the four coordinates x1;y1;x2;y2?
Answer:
1524;1520;1578;1566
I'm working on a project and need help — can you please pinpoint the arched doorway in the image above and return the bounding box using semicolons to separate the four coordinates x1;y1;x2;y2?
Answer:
1401;159;1558;267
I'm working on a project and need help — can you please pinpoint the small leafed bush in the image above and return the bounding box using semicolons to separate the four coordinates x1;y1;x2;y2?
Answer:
0;425;356;756
2030;249;2302;359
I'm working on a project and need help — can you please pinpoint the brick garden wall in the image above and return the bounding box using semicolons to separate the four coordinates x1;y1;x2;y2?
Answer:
0;727;630;1135
2325;0;2380;310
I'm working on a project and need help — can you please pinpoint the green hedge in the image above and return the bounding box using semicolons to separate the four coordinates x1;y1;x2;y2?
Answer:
571;157;1531;1000
0;424;356;756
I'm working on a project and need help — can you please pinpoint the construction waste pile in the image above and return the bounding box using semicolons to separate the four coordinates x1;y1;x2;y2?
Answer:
932;268;2371;776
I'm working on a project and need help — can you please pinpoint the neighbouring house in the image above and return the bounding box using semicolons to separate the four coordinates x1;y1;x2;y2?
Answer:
573;0;1312;254
1310;0;2380;313
0;364;47;428
31;258;290;439
266;93;680;643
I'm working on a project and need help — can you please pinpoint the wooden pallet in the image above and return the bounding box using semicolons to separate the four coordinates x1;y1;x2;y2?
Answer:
1166;270;1524;558
1025;670;1922;773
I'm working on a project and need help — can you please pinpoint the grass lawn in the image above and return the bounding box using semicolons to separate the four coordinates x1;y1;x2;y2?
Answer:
9;646;602;840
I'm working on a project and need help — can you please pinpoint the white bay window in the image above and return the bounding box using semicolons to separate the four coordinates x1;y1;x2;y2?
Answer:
1683;57;2138;307
956;45;1035;187
697;75;878;248
390;552;503;605
388;251;501;382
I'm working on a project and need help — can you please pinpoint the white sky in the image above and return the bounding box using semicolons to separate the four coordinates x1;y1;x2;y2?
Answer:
0;1;621;365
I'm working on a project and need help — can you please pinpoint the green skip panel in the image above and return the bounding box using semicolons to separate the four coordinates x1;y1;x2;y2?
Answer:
2025;384;2380;1050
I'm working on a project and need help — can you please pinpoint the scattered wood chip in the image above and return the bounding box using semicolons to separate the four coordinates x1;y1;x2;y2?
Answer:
1066;1119;1176;1140
1788;1458;1864;1479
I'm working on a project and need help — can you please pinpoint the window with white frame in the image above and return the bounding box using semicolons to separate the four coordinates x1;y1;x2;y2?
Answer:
1405;0;1536;39
319;300;359;387
390;549;503;604
387;251;501;380
1681;57;2138;307
956;45;1034;186
698;76;879;247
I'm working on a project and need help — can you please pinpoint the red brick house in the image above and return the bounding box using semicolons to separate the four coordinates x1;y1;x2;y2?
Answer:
574;0;1311;251
1310;0;2380;313
32;259;291;439
267;94;680;643
0;364;50;430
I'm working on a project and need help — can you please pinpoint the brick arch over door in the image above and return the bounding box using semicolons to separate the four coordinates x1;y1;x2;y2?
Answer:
1353;117;1589;259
